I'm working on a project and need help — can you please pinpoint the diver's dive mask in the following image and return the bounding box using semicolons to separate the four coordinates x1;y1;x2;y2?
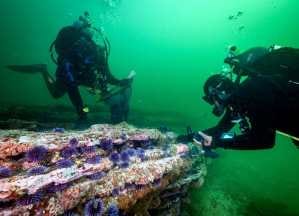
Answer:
203;85;231;117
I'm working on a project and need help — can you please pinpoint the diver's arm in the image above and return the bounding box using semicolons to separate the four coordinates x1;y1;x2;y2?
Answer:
214;120;276;150
104;65;132;86
176;111;234;143
203;110;235;137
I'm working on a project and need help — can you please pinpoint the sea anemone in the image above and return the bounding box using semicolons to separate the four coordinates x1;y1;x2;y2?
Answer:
0;167;12;178
107;203;119;216
56;159;74;168
109;152;120;164
119;162;130;169
87;171;106;180
69;138;79;146
53;128;65;133
27;166;47;176
99;138;113;151
17;192;43;206
78;146;96;154
86;155;101;164
84;198;104;216
26;146;48;162
60;146;78;159
111;188;120;197
120;151;130;162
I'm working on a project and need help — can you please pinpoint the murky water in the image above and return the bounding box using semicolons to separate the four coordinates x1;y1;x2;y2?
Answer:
1;0;299;215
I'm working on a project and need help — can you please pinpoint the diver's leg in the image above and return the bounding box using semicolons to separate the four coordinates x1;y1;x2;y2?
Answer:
110;104;123;124
122;86;132;121
105;93;123;124
105;86;132;124
64;83;87;120
41;69;66;98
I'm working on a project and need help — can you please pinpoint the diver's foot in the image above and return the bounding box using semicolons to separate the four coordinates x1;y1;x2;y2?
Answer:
6;64;48;74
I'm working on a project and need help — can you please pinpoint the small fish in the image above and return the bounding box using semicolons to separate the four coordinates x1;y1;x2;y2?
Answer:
237;11;244;17
228;15;235;20
238;26;245;31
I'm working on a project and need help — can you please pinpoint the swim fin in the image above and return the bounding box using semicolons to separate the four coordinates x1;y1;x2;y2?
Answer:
5;64;47;74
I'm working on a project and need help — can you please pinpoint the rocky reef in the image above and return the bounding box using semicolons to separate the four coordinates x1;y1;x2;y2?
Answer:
0;123;206;216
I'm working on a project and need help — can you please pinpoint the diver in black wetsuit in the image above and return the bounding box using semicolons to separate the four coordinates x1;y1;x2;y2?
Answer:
195;45;299;150
7;12;135;125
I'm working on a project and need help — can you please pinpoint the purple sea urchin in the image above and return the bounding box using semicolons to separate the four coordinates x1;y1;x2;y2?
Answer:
56;159;74;168
120;151;130;162
69;138;79;146
119;162;130;169
136;148;146;161
99;138;113;151
109;152;120;163
87;171;106;180
27;166;47;176
0;167;12;178
60;146;78;159
107;203;119;216
86;155;101;164
17;192;43;206
126;148;136;157
45;183;71;194
26;146;48;162
111;188;120;197
78;146;96;154
84;198;104;216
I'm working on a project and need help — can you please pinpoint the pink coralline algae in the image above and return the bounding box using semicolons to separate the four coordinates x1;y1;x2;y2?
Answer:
0;123;206;216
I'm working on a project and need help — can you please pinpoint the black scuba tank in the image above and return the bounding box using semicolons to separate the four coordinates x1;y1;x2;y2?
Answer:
49;26;83;64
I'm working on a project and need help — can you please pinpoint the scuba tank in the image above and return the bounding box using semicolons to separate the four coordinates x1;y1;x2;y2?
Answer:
49;12;111;66
223;45;299;85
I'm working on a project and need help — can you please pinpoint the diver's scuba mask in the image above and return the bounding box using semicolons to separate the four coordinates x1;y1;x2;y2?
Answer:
203;84;231;117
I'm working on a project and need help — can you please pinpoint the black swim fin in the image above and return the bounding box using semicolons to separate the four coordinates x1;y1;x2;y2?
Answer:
5;64;47;74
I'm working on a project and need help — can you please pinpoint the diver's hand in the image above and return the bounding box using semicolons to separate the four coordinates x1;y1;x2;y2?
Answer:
127;70;136;79
193;131;213;147
121;70;136;87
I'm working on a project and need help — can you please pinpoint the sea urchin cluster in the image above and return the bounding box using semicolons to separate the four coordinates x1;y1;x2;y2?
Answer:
107;203;119;216
99;138;113;151
84;198;104;216
0;167;12;178
26;146;48;162
56;159;74;168
27;166;47;176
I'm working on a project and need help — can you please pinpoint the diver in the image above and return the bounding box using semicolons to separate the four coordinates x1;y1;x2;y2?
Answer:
6;12;135;126
193;45;299;150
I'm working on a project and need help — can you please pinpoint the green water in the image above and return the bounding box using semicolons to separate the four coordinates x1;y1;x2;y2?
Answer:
1;0;299;215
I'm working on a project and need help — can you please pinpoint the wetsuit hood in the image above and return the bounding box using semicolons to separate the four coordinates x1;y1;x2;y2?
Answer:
203;74;236;116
